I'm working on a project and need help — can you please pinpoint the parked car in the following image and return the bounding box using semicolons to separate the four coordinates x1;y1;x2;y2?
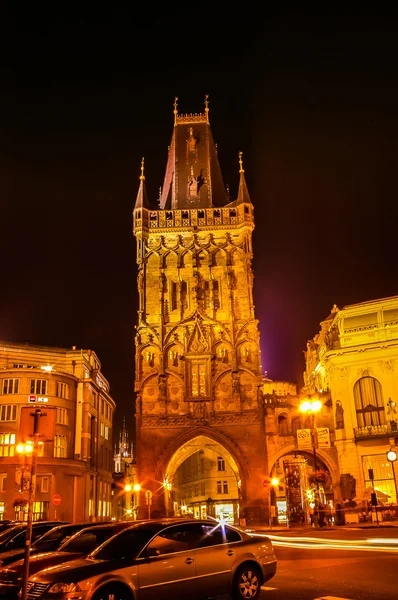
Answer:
24;518;277;600
0;521;23;534
0;521;132;599
0;521;109;568
0;521;68;554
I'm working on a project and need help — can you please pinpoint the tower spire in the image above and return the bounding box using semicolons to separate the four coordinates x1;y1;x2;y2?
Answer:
173;97;178;125
134;156;149;210
204;94;209;123
236;151;252;205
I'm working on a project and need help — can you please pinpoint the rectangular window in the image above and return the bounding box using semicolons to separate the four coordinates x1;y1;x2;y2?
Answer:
190;360;207;398
104;425;109;440
223;481;229;494
2;379;19;394
217;456;225;471
217;480;222;494
0;405;17;421
0;475;6;493
40;477;49;493
56;382;69;399
30;380;47;395
194;485;199;497
56;408;68;425
100;422;104;437
0;433;16;456
200;482;206;495
54;435;67;458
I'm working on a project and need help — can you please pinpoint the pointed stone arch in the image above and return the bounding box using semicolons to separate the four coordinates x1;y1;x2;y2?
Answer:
154;426;250;483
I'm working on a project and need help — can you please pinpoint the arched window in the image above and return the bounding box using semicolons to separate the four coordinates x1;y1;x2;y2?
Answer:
291;417;301;435
278;415;289;436
354;377;386;427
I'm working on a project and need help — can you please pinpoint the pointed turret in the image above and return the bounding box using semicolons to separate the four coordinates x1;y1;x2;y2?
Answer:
236;151;252;205
160;96;228;209
134;157;150;210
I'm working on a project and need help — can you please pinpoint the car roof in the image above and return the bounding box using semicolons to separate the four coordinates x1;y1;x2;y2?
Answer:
121;518;230;534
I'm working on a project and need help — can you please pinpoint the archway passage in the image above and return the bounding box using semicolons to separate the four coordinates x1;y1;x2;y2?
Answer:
164;435;241;524
268;451;333;527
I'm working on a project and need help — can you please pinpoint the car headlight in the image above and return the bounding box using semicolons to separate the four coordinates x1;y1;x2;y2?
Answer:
48;582;82;593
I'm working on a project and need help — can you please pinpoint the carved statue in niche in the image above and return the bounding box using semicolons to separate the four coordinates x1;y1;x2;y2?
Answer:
193;272;205;301
186;127;198;155
193;402;206;419
243;347;252;362
340;473;356;500
158;376;167;400
232;372;240;394
335;400;344;429
135;393;142;413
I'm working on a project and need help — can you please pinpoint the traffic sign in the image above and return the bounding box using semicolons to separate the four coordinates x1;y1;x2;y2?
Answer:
27;395;48;404
145;490;153;499
53;494;61;506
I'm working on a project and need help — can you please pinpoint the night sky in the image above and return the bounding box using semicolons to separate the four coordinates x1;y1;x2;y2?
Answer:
1;9;397;439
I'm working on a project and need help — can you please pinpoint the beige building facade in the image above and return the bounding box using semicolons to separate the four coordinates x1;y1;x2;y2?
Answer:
0;342;115;523
303;297;398;505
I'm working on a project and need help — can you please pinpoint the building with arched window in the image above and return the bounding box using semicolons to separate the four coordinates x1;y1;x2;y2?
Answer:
303;296;398;506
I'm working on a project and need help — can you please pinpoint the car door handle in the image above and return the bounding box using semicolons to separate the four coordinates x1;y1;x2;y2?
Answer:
227;550;235;556
185;558;194;564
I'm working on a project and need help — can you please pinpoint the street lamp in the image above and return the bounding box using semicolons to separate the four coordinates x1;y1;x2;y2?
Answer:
387;449;398;503
269;477;279;529
16;443;33;513
163;477;172;517
299;398;322;472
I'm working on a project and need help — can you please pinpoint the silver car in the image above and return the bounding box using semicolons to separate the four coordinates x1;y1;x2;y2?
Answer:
24;518;277;600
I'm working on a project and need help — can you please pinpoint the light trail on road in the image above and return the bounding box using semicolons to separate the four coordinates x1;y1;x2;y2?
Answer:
250;533;398;552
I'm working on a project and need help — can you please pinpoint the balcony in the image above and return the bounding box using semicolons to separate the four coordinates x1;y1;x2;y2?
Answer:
354;421;398;441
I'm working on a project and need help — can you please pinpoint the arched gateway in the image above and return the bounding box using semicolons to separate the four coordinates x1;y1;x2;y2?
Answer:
133;99;268;525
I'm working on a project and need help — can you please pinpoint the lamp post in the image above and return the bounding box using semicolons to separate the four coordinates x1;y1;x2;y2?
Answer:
16;443;33;512
299;399;322;473
269;477;279;529
163;477;172;517
387;449;398;504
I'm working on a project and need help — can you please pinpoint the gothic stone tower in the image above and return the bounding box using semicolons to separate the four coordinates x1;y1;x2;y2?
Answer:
133;99;267;523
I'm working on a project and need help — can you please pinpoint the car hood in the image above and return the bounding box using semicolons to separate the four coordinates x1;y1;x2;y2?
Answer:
30;557;124;584
5;551;86;575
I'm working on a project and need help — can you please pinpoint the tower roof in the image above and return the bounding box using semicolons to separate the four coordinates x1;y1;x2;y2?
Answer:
160;96;228;209
134;157;150;210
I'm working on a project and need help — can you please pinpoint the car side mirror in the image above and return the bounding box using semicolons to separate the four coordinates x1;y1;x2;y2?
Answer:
145;548;161;557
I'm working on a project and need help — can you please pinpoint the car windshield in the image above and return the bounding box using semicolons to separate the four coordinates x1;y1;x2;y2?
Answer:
59;525;130;554
0;526;23;541
32;526;85;551
91;528;155;561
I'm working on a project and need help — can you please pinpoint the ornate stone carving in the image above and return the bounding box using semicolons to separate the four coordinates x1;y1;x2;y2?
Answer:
380;360;393;372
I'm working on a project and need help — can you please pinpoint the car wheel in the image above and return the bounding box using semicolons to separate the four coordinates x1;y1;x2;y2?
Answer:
92;584;132;600
232;563;262;600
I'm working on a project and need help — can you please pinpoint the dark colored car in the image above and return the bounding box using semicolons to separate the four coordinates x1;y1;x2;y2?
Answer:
24;518;277;600
0;521;68;554
0;521;132;599
0;522;104;568
0;521;23;534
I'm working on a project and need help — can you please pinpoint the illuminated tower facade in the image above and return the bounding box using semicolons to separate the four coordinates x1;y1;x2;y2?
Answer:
133;99;267;524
